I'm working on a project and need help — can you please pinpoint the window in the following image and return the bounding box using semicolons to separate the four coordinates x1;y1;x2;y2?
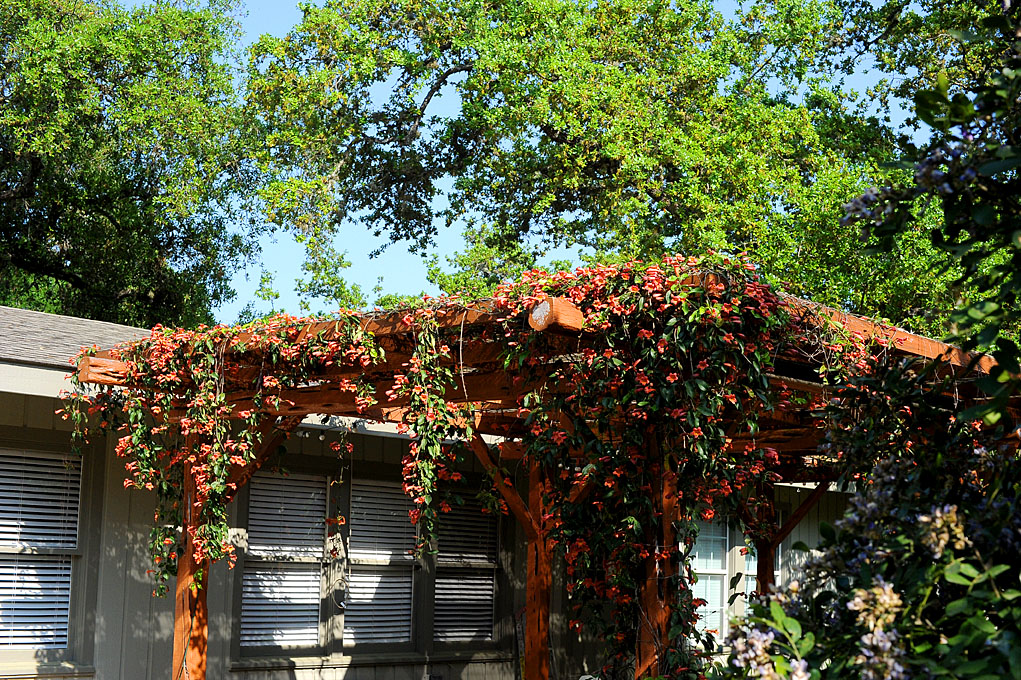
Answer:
0;448;81;649
239;472;328;648
690;520;728;641
344;480;416;645
238;468;502;658
434;498;498;642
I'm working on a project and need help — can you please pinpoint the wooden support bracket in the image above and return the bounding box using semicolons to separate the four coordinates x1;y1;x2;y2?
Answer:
223;416;302;503
773;480;833;548
469;435;538;540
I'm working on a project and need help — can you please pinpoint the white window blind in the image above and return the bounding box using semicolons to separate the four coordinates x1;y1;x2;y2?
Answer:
434;499;497;642
240;473;327;648
0;449;81;649
690;520;728;642
344;480;415;645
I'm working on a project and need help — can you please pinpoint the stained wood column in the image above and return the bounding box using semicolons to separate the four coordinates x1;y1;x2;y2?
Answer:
635;461;678;679
752;537;777;592
749;479;832;594
750;482;778;594
526;461;552;680
172;460;208;680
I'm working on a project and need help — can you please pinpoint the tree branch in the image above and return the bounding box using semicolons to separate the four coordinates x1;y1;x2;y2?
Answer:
404;63;472;144
0;154;42;202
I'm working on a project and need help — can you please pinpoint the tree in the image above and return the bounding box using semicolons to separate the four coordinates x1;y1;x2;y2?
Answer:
0;0;258;327
247;0;969;331
830;0;1010;127
846;9;1021;419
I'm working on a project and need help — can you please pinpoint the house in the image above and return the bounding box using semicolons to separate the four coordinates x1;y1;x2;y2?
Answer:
0;305;849;680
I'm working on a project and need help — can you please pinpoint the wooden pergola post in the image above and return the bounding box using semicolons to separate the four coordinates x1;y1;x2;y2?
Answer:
635;452;678;678
752;536;777;593
172;459;208;680
526;462;552;680
470;436;551;680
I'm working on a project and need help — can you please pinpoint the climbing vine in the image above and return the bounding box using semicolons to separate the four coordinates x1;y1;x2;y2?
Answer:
67;313;383;593
389;307;480;549
67;252;870;675
488;254;801;676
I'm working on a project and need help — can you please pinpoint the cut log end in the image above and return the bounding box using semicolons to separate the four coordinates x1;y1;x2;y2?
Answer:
76;355;131;386
528;297;585;334
529;299;552;330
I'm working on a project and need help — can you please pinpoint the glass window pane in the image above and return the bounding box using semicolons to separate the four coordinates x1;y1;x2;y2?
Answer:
692;573;725;640
691;537;727;571
343;566;413;644
0;555;72;649
240;563;321;646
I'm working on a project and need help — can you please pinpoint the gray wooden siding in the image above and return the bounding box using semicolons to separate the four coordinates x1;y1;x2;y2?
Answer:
775;484;848;583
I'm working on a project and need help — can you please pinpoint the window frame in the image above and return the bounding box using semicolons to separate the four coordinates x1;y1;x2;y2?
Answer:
230;451;510;665
340;467;420;653
236;470;333;656
0;427;103;672
232;456;345;659
689;520;731;642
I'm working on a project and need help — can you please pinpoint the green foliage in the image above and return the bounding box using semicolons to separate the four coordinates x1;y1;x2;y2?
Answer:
373;291;429;310
246;0;955;322
294;238;366;313
245;0;1013;338
0;0;258;326
426;226;540;298
831;0;1009;126
847;10;1021;420
725;14;1021;675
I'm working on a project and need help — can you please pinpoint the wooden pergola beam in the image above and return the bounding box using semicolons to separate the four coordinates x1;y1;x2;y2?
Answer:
92;304;505;361
468;435;551;680
159;371;542;422
78;341;510;389
783;296;996;372
367;406;529;438
773;479;833;547
528;297;586;334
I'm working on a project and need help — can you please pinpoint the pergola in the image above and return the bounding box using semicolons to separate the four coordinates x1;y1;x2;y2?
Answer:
74;293;991;680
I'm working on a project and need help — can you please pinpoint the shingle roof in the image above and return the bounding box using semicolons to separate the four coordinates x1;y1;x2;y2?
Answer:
0;306;149;369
